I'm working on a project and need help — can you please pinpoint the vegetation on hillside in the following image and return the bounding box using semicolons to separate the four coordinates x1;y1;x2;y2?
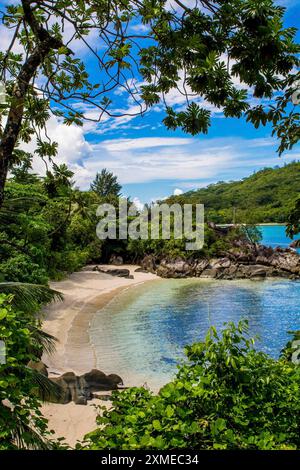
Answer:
2;161;299;287
0;171;299;450
0;168;245;284
90;170;122;199
166;162;300;226
0;173;100;284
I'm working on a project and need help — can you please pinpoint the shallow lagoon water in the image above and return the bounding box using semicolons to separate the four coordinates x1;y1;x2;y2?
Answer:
90;278;300;390
90;225;300;390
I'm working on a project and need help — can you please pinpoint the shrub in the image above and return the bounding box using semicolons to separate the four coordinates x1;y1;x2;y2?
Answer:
0;294;51;449
0;254;48;284
82;321;300;450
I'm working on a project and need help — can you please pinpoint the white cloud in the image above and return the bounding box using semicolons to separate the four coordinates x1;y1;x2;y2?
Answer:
275;0;298;6
166;1;199;11
132;197;145;212
173;188;183;196
99;137;193;152
20;114;298;198
130;23;150;33
26;115;92;175
60;134;296;189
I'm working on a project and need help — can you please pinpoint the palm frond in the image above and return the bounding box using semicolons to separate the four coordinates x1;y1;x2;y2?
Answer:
0;197;45;224
26;367;63;403
29;326;58;355
0;282;63;311
12;417;53;450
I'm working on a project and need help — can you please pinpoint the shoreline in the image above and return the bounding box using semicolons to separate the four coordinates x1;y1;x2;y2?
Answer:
42;265;158;376
257;223;286;226
41;265;158;447
40;252;300;447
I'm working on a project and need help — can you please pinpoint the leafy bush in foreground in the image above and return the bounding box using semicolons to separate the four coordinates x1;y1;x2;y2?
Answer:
82;321;300;450
0;294;64;449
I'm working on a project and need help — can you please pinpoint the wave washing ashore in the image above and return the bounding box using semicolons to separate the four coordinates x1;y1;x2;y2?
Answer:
41;266;158;447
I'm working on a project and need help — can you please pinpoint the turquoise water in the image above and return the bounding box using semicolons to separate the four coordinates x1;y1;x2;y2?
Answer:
259;224;300;250
90;225;300;390
90;278;300;390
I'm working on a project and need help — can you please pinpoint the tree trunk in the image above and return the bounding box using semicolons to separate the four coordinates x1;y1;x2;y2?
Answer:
0;45;46;208
0;147;8;209
0;0;63;208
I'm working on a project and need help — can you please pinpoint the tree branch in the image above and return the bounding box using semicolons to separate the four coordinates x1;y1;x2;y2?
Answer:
0;0;65;208
173;0;191;12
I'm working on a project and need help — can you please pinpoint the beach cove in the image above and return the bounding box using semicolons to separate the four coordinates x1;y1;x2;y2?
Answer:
40;224;300;447
41;265;158;447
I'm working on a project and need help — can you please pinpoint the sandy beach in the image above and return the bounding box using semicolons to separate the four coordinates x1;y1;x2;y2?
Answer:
41;265;157;448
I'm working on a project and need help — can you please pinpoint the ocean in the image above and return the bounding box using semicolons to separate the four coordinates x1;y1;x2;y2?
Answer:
90;225;300;390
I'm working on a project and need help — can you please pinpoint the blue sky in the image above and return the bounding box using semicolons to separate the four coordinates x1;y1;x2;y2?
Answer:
1;0;300;205
81;0;300;204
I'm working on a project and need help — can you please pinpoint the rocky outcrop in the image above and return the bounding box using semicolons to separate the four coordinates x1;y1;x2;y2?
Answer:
140;254;157;274
134;267;149;273
82;369;123;392
109;254;124;265
51;372;87;405
290;239;300;249
49;369;123;405
156;259;194;278
93;266;133;279
139;244;300;281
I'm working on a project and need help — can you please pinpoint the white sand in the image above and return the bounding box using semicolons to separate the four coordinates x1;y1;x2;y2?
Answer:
41;265;157;448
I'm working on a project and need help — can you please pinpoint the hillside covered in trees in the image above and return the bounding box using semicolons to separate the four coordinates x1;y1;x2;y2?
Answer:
167;162;300;224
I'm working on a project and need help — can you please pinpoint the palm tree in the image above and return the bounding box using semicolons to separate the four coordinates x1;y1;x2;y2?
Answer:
43;163;74;198
0;282;62;311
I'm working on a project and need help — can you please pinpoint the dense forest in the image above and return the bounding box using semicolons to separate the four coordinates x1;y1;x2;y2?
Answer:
1;161;299;286
166;161;300;224
0;167;125;284
0;167;237;285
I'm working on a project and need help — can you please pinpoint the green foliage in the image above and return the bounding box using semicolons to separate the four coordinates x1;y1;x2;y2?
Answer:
0;294;54;449
0;283;62;313
82;321;300;451
126;219;259;261
287;197;300;237
0;0;299;201
0;254;49;284
90;169;122;199
1;162;298;280
43;164;74;198
0;173;104;283
167;162;300;225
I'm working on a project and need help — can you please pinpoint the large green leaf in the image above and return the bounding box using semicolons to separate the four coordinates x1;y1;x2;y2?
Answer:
0;282;63;311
